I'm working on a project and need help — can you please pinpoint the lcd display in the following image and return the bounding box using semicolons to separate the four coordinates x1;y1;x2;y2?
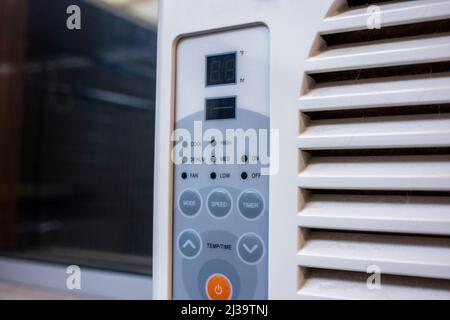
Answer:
205;97;236;120
206;53;236;86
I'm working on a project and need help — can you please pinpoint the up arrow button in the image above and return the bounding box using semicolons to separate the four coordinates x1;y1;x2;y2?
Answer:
177;229;202;259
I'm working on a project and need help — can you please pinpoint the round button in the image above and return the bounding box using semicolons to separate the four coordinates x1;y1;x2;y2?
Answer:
237;233;265;265
205;273;232;300
238;190;264;220
177;229;202;259
207;189;232;218
178;189;202;217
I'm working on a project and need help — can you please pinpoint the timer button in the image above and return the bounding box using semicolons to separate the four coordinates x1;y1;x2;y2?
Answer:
207;189;232;218
238;190;264;220
178;189;202;217
206;273;232;300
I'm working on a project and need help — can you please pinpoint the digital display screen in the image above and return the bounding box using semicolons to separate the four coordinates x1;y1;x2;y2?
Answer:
206;53;236;86
205;97;236;120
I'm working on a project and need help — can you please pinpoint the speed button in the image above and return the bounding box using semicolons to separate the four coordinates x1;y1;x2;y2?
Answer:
207;189;232;218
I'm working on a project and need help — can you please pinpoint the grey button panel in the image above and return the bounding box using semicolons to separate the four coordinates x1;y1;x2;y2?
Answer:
207;189;232;218
238;190;264;220
173;109;269;300
179;189;202;217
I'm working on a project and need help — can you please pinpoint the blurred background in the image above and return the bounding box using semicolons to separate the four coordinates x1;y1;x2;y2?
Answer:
0;0;157;277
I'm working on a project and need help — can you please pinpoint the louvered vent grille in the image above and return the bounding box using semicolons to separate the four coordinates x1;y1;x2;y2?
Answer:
297;0;450;299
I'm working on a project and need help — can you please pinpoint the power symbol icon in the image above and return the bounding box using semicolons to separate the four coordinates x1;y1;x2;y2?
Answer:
214;284;223;295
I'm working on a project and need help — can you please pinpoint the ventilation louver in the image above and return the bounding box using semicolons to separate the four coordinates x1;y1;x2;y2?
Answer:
297;0;450;299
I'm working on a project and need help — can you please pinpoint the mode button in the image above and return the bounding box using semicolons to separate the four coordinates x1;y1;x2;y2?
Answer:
178;189;202;217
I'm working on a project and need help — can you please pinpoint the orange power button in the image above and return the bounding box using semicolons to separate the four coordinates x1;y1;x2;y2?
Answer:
206;273;233;300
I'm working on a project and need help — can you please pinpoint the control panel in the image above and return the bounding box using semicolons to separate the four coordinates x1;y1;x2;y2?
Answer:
173;26;269;300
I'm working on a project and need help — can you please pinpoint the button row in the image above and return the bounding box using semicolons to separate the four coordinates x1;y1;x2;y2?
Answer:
178;188;264;220
177;229;265;265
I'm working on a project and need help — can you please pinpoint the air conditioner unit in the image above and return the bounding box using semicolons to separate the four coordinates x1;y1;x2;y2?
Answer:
153;0;450;300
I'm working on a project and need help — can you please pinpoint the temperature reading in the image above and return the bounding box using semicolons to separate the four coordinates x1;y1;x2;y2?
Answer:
206;52;236;86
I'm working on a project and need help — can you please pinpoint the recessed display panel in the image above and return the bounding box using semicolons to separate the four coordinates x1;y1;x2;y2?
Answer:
206;53;236;86
205;97;236;120
174;26;269;300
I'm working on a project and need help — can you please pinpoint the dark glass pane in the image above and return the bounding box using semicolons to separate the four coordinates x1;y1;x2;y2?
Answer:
0;0;157;275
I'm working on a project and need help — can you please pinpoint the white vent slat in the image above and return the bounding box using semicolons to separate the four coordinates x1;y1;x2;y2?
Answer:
299;74;450;112
298;114;450;149
297;231;450;280
321;0;450;34
298;269;450;300
306;34;450;74
298;155;450;191
298;194;450;236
